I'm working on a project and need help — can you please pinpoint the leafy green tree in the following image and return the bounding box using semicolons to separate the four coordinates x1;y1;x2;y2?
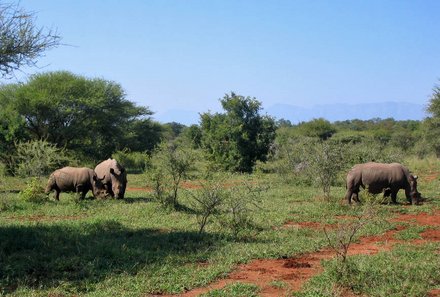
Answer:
0;71;154;160
200;92;276;172
296;118;336;140
426;83;440;156
0;2;60;78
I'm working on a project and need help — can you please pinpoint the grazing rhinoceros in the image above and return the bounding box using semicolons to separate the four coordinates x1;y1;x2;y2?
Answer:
94;158;127;199
45;167;106;200
345;162;420;205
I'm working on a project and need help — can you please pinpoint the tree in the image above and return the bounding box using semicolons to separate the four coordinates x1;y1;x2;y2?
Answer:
296;118;336;140
200;92;276;172
425;83;440;156
0;2;60;78
0;71;154;161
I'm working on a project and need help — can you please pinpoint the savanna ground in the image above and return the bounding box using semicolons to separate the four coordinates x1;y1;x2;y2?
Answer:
0;157;439;297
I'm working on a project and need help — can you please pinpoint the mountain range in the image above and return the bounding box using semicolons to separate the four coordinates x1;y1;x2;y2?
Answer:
154;102;428;125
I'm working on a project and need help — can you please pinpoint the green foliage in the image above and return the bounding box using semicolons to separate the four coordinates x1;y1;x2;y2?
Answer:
13;139;71;177
112;149;149;173
305;139;346;199
182;124;203;148
296;118;337;140
19;177;48;203
425;84;440;156
148;141;196;209
0;71;155;161
200;92;276;173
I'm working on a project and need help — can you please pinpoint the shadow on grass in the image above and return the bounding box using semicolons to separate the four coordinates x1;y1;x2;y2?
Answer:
122;197;155;203
0;220;227;293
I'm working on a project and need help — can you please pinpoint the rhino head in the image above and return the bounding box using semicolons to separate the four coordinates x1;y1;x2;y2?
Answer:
109;167;127;199
92;174;109;199
407;174;421;204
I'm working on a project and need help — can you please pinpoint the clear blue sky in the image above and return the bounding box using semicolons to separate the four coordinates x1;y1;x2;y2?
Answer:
10;0;440;122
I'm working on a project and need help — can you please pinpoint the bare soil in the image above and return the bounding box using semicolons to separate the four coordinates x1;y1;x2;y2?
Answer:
157;210;440;297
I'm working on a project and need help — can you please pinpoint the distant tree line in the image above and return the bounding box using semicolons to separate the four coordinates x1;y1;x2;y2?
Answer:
2;70;440;177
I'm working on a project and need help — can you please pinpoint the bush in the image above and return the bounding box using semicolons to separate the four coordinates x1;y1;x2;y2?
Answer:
112;149;149;173
188;176;226;234
217;177;266;238
147;141;196;209
19;177;48;203
12;140;72;177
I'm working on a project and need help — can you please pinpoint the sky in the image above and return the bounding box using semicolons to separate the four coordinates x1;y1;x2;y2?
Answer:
7;0;440;123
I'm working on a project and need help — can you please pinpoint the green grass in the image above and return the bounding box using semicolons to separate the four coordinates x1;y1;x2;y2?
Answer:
296;243;440;297
0;159;439;296
200;282;260;297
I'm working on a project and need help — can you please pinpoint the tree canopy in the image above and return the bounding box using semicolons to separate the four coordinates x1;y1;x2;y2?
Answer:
200;92;276;172
0;71;156;161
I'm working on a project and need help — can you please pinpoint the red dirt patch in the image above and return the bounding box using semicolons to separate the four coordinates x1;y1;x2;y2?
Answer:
391;211;440;227
429;289;440;297
420;229;440;241
157;210;440;297
279;221;336;230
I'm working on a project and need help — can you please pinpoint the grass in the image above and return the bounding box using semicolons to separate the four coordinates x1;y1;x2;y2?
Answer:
199;282;260;297
296;243;440;297
0;158;439;296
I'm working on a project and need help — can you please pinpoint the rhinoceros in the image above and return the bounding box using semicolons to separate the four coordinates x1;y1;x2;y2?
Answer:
94;158;127;199
345;162;420;205
45;167;106;200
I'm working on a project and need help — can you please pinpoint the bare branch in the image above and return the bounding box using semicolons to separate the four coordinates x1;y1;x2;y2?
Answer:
0;2;61;78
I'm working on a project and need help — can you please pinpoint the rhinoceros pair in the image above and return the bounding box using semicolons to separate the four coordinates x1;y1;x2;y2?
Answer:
45;158;127;200
345;162;421;205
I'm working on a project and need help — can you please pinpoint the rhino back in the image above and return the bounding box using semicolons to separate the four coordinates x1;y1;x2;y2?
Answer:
356;162;408;193
53;167;93;191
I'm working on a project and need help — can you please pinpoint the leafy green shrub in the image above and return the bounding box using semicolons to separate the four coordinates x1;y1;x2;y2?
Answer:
19;177;48;203
147;141;195;209
112;149;149;173
13;140;72;177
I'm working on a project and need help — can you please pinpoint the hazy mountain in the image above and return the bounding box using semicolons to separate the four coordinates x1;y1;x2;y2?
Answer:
154;102;428;125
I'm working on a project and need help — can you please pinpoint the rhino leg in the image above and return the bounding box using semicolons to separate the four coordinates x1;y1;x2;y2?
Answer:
345;188;360;204
75;185;87;200
54;190;60;201
390;191;398;204
352;192;361;203
345;189;353;204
